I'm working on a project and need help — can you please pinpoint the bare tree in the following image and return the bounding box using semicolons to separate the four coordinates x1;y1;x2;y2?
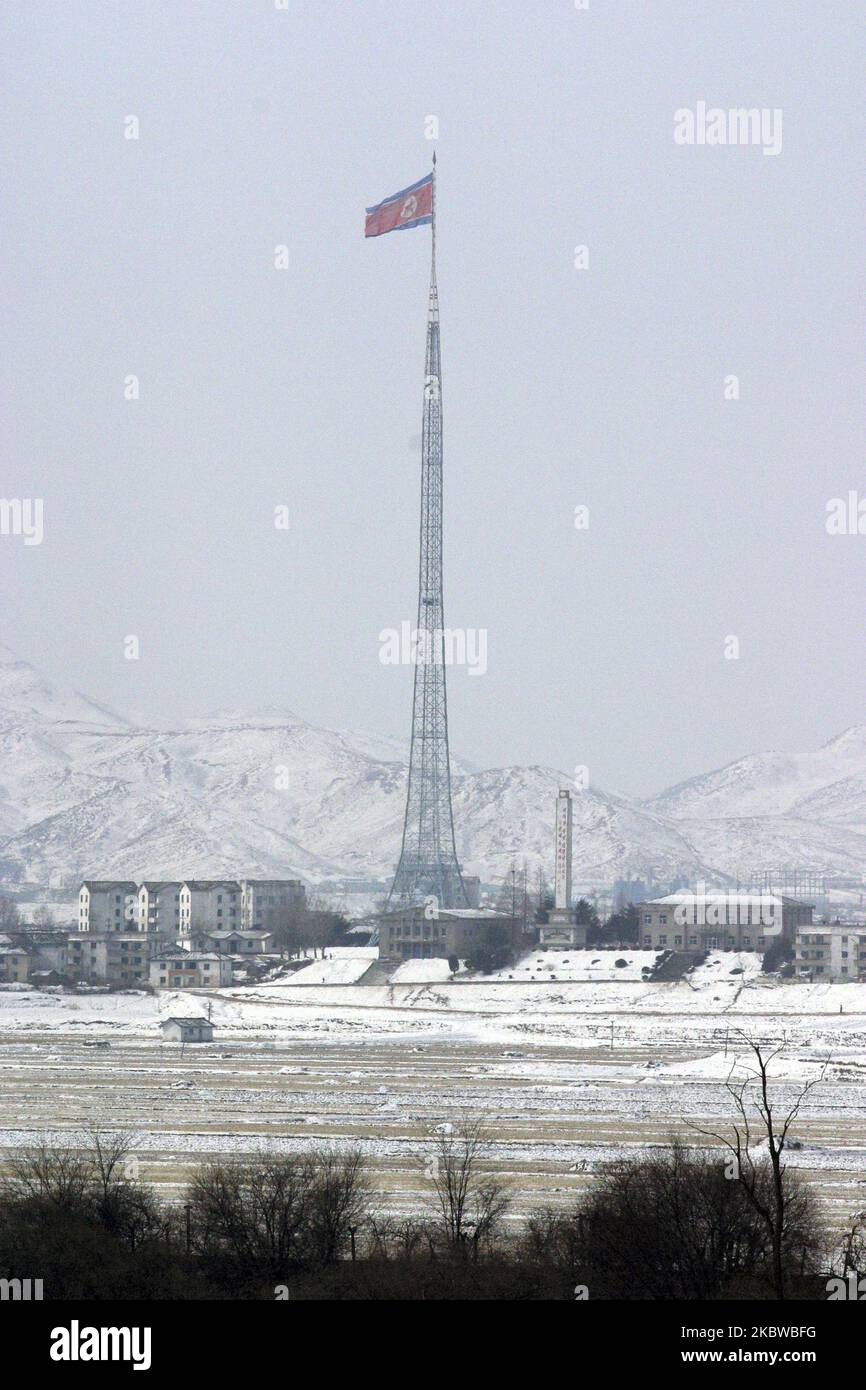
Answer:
430;1117;510;1259
189;1154;318;1285
6;1141;93;1209
307;1145;369;1264
834;1211;866;1281
86;1128;160;1250
693;1033;826;1300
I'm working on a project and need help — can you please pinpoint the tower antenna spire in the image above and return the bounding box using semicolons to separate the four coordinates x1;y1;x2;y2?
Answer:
388;152;467;911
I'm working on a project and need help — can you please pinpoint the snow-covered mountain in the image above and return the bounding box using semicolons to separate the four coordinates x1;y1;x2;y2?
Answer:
0;644;863;896
644;728;866;828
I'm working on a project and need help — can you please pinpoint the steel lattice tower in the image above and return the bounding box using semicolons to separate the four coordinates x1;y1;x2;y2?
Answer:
388;158;468;909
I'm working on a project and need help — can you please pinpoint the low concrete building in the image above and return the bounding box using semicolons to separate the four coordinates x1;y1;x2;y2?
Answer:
160;1016;214;1043
796;925;866;980
150;949;233;989
378;906;514;962
0;946;30;983
78;881;138;933
637;892;814;953
19;929;68;976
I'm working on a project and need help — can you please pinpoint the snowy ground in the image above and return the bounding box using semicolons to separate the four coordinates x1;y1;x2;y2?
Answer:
278;949;377;986
389;958;456;984
490;950;665;982
2;961;866;1228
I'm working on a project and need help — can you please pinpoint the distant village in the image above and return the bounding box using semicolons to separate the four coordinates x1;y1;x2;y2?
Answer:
0;878;309;990
0;787;863;992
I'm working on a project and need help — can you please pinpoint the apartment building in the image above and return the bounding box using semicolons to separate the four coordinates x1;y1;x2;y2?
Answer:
65;932;150;986
239;879;306;931
178;881;241;935
78;881;139;933
137;881;183;934
796;925;866;980
638;892;814;952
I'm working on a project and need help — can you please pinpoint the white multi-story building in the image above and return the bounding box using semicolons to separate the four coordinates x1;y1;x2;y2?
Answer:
178;881;241;936
137;881;183;935
78;881;138;934
239;879;305;931
638;892;813;952
796;925;866;980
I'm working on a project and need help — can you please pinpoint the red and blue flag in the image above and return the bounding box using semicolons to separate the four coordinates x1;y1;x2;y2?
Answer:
365;173;433;238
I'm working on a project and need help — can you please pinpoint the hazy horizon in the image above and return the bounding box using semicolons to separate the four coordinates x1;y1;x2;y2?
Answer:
3;1;863;798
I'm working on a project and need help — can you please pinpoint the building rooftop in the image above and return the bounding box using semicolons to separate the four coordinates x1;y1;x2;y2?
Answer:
642;893;811;907
206;928;272;940
181;880;241;891
153;949;223;962
240;879;304;887
80;880;137;891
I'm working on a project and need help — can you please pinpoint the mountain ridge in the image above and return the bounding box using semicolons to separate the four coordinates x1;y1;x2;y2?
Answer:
0;645;862;893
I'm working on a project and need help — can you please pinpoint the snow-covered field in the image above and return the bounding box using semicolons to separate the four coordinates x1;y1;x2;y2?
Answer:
2;960;866;1226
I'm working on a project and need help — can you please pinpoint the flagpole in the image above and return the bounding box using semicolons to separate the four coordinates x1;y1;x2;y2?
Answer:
431;151;437;289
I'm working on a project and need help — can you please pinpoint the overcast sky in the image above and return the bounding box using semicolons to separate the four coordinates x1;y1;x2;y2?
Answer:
2;1;863;797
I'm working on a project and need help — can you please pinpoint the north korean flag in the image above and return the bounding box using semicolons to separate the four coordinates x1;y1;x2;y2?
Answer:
365;173;433;237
